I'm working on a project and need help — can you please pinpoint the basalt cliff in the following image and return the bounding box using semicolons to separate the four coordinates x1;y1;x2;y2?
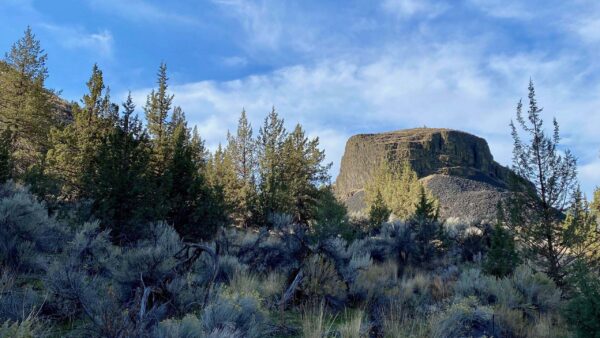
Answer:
335;128;515;223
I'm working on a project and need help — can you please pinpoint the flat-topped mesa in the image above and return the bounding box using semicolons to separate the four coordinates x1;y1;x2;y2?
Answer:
335;128;513;223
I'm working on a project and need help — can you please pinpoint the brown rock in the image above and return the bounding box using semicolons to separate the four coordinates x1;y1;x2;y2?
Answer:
335;128;514;223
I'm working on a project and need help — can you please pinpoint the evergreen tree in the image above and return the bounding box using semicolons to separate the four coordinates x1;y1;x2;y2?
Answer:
484;208;520;278
89;93;153;243
45;64;111;201
592;187;600;222
226;110;259;226
409;186;444;264
564;261;600;338
280;124;331;224
0;129;12;183
313;186;351;240
145;62;174;174
0;27;56;176
256;107;287;224
368;189;391;233
506;81;600;287
365;160;427;220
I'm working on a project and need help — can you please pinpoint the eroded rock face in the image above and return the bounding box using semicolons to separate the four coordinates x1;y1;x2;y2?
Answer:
335;128;513;223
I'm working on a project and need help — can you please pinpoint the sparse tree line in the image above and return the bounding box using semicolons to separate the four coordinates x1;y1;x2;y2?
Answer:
1;27;600;337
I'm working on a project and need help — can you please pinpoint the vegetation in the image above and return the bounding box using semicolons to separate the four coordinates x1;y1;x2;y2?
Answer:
365;160;430;220
1;28;599;337
483;215;520;278
506;81;600;287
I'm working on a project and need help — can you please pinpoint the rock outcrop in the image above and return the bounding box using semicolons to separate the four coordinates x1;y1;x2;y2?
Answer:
335;128;514;223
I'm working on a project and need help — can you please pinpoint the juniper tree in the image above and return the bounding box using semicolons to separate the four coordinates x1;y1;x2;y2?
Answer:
45;65;113;201
506;81;600;286
226;110;259;226
592;187;600;221
368;189;391;233
0;130;12;183
256;107;287;224
365;160;428;220
484;208;520;278
89;93;153;243
313;186;350;239
409;186;443;263
1;27;55;176
145;62;174;175
280;124;331;224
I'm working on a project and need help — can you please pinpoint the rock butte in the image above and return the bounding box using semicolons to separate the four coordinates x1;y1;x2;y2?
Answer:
335;128;515;223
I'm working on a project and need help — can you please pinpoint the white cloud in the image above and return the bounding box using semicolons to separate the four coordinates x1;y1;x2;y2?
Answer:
212;0;284;50
86;0;200;25
136;37;600;194
468;0;533;19
222;56;248;67
381;0;447;19
41;24;114;58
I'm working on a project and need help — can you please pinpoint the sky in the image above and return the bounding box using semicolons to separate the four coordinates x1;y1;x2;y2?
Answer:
1;0;599;196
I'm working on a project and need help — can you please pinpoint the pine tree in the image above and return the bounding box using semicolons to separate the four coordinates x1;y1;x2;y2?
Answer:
368;189;391;233
506;81;600;287
1;27;55;176
409;186;443;263
484;208;520;278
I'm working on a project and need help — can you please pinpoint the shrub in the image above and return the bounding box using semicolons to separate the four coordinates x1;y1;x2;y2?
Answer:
431;297;501;338
511;265;561;313
0;182;66;273
350;260;397;304
154;314;204;338
300;254;347;304
564;262;600;338
201;290;267;338
0;315;48;338
483;222;519;277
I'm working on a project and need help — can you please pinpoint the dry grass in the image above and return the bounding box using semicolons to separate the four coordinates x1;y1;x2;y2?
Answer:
301;302;336;338
338;310;366;338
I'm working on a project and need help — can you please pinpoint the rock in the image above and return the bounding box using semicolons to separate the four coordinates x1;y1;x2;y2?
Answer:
335;128;514;223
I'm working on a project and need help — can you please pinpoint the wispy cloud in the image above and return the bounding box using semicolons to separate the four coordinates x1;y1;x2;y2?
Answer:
40;24;114;58
222;56;248;67
381;0;447;18
86;0;200;25
129;39;598;191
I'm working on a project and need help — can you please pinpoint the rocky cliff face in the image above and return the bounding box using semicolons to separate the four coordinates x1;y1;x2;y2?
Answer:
335;128;514;223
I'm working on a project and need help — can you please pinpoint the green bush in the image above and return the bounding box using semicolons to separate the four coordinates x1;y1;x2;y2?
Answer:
300;254;347;303
564;262;600;338
431;296;501;338
483;222;519;278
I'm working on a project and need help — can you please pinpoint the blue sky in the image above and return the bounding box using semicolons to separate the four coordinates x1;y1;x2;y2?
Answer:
1;0;600;196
